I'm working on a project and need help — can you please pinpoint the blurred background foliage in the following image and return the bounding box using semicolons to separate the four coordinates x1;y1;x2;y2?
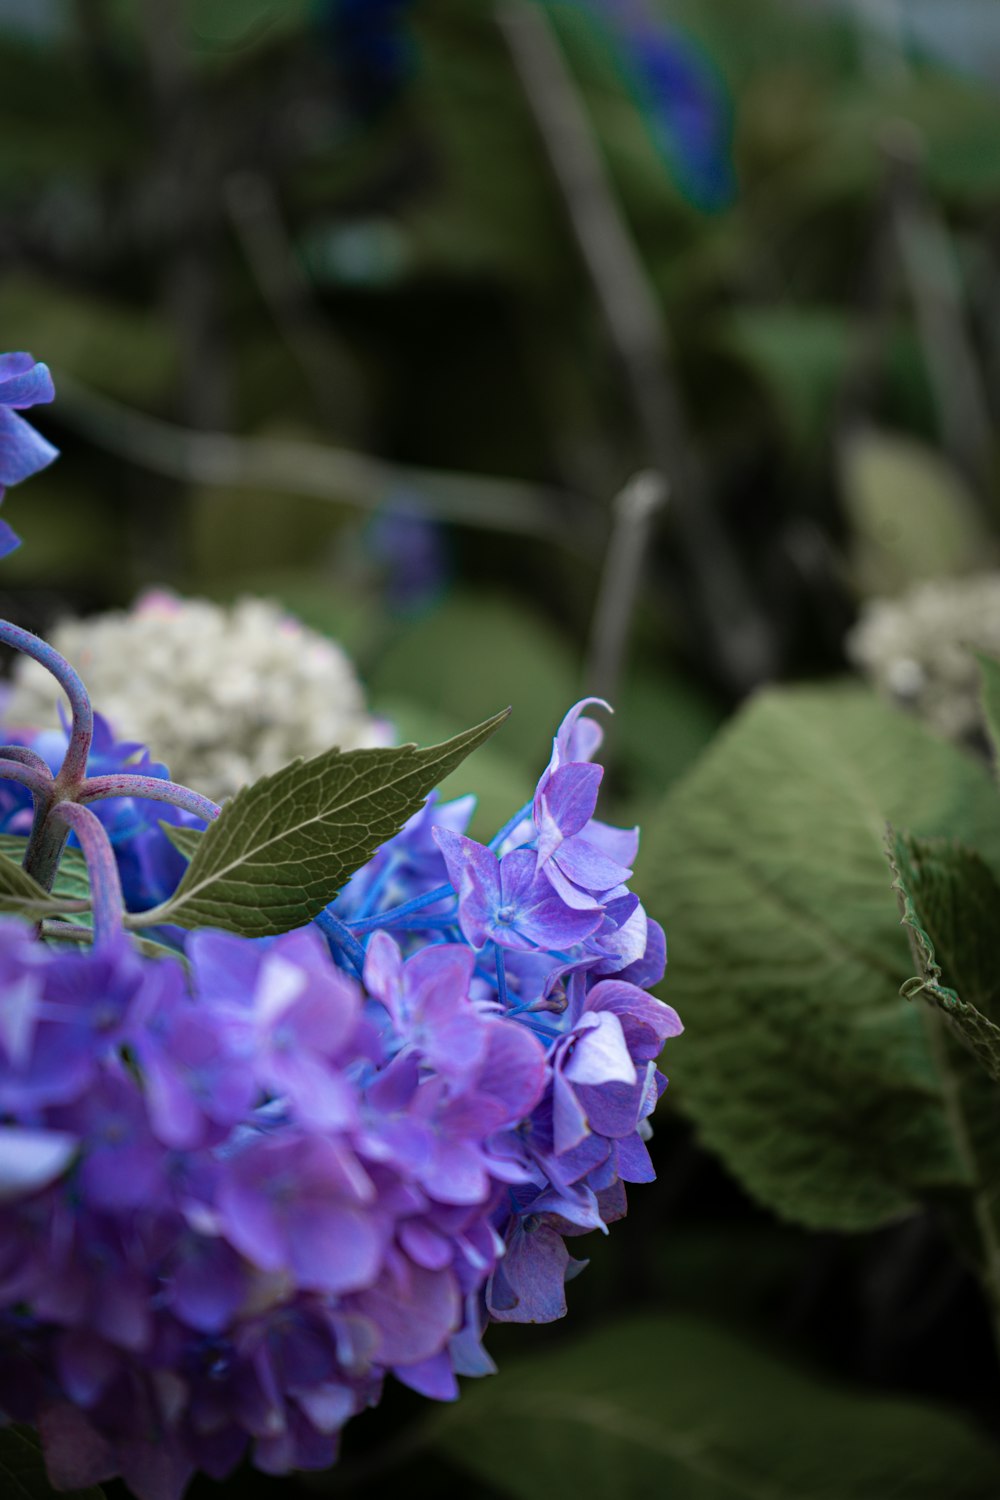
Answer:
4;0;1000;1495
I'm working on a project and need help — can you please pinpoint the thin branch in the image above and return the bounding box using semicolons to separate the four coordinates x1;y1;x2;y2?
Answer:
585;470;668;703
53;373;601;555
79;775;220;824
48;802;124;947
496;0;775;691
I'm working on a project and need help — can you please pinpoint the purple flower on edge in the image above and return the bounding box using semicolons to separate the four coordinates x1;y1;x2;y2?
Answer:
0;353;57;558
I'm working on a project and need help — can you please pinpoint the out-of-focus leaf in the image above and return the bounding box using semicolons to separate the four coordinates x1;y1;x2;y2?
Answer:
617;666;723;803
0;1425;105;1500
978;654;1000;776
370;593;579;773
0;277;176;406
642;684;1000;1232
432;1314;1000;1500
839;427;991;596
891;832;1000;1084
718;307;854;451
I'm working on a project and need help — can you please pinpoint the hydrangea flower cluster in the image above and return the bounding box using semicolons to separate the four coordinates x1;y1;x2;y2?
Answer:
0;355;680;1500
5;591;389;803
0;351;58;558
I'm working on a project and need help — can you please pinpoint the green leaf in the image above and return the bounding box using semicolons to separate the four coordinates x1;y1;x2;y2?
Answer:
160;823;202;861
0;845;84;918
432;1315;1000;1500
891;831;1000;1083
641;683;1000;1232
370;593;579;773
838;427;988;597
137;712;509;936
0;1426;104;1500
978;654;1000;778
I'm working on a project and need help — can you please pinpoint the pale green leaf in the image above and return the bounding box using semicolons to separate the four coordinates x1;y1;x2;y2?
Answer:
0;845;83;918
641;683;1000;1232
838;427;990;597
891;831;1000;1083
0;1426;104;1500
137;712;509;936
433;1315;1000;1500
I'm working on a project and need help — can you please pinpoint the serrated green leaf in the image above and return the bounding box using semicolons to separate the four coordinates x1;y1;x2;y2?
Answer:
891;831;1000;1083
642;683;1000;1233
160;823;202;861
978;654;1000;778
136;712;509;936
432;1314;1000;1500
0;845;83;918
0;1426;104;1500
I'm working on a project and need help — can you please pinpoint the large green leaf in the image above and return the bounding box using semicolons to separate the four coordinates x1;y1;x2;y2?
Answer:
641;683;1000;1232
891;832;1000;1084
432;1315;1000;1500
136;712;508;936
0;1427;104;1500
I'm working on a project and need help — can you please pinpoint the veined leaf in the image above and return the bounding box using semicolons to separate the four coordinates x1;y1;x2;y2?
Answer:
0;845;85;919
135;711;509;937
432;1315;1000;1500
891;831;1000;1084
642;683;1000;1232
0;1426;104;1500
160;823;202;861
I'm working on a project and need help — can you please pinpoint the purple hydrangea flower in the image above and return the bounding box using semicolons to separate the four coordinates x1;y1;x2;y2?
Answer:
0;353;58;558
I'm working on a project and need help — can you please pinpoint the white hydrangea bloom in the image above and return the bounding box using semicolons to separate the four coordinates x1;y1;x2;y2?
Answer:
5;591;389;802
846;574;1000;741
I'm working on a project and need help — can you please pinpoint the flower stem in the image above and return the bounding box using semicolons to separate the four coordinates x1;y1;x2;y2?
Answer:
347;883;454;935
48;802;124;947
314;908;366;978
0;620;93;785
79;774;220;823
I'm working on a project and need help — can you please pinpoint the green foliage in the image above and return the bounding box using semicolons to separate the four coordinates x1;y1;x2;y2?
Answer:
0;1426;104;1500
838;428;990;596
431;1314;1000;1499
138;711;509;935
978;655;1000;775
642;684;1000;1231
370;593;580;773
0;844;80;919
891;831;1000;1084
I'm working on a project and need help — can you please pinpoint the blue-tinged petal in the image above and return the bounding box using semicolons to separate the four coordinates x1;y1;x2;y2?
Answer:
0;352;37;381
0;405;58;486
0;519;21;557
0;359;55;408
0;1125;77;1200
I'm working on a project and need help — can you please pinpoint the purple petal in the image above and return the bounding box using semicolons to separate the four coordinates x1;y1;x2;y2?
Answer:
563;1012;636;1087
0;519;21;557
0;406;58;486
289;1202;383;1293
535;761;603;866
393;1350;458;1401
433;828;501;949
554;834;632;893
0;359;55;408
553;698;610;768
487;1220;571;1323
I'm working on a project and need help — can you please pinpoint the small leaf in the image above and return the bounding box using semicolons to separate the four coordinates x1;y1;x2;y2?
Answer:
978;654;1000;777
432;1315;1000;1500
0;1426;104;1500
136;711;509;937
890;831;1000;1084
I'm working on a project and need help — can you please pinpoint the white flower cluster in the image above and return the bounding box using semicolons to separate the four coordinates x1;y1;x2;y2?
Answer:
5;591;388;801
846;573;1000;741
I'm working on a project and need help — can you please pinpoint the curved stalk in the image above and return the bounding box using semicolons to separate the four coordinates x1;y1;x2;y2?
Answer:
48;802;124;947
79;774;220;824
0;621;93;785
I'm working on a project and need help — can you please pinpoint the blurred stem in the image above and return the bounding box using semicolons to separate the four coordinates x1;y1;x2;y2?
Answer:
54;374;602;556
880;123;993;496
496;0;775;693
585;471;667;704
